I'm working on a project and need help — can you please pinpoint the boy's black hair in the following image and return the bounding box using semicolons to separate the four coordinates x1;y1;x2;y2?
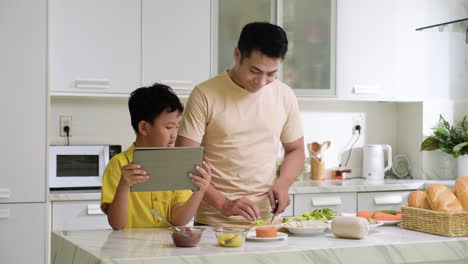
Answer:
237;22;288;60
128;83;184;133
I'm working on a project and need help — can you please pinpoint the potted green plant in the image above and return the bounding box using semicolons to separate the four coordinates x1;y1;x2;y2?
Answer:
420;115;468;177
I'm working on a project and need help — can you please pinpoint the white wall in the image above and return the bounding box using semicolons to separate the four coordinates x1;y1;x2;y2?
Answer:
49;97;135;150
298;101;417;179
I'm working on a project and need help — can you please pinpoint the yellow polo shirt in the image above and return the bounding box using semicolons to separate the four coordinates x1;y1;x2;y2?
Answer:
100;144;192;228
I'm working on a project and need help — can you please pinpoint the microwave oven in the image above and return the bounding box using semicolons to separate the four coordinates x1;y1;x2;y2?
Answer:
49;145;121;189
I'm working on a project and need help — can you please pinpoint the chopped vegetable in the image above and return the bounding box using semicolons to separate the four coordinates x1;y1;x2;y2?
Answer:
281;208;337;222
377;210;397;215
251;219;264;226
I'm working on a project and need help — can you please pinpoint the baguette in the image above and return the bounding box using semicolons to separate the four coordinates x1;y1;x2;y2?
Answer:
455;176;468;211
408;190;431;210
426;184;463;212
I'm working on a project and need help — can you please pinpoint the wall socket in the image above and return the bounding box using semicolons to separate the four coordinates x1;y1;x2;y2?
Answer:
60;115;72;137
352;115;363;134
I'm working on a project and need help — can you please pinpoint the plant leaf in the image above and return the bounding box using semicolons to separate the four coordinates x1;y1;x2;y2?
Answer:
420;137;439;151
440;147;454;154
453;142;468;153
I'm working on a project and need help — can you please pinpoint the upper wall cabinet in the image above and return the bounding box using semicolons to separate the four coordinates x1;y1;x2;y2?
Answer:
214;0;336;96
49;0;141;95
141;0;211;95
336;0;467;101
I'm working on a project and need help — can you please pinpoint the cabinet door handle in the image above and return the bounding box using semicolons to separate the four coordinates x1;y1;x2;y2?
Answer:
160;80;193;90
87;204;104;215
311;196;342;206
374;195;402;205
0;208;10;219
75;78;111;89
0;189;11;199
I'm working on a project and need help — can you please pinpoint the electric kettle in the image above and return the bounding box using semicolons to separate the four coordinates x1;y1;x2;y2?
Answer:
362;144;392;180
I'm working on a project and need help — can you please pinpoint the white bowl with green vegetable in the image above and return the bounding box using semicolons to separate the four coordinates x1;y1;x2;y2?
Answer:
281;208;336;235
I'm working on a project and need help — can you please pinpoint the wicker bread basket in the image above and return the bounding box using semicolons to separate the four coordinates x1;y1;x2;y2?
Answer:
401;206;468;237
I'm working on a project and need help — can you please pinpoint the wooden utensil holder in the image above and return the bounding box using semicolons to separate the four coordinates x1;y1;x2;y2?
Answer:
311;157;326;180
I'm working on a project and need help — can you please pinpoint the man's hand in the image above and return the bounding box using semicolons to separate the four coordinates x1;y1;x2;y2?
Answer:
267;183;290;215
220;197;261;221
119;164;149;188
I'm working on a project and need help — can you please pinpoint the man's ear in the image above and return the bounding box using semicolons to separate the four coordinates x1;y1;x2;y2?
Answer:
138;120;149;136
234;47;241;64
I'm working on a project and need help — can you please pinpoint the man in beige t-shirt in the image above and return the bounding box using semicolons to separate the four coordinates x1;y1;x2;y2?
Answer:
176;22;304;225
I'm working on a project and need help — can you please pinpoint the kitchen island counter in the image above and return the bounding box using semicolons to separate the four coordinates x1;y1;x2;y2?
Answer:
52;226;468;264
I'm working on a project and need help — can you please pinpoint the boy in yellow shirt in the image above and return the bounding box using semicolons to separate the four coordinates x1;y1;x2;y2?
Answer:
101;83;212;229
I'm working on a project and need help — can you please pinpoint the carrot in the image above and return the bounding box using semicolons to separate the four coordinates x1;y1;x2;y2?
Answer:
357;211;373;218
373;212;402;221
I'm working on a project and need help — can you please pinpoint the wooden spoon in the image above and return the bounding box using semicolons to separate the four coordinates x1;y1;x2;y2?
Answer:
320;141;331;160
310;142;321;159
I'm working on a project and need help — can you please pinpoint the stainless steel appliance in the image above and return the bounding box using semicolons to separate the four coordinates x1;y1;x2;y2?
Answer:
49;145;121;189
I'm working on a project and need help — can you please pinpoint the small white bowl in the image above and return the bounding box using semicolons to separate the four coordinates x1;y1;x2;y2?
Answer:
281;220;329;235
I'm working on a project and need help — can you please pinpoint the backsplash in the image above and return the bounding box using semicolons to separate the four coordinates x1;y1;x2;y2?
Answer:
51;97;428;179
50;97;467;180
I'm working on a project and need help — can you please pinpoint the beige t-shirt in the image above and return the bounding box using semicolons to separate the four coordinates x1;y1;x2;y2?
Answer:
178;71;303;224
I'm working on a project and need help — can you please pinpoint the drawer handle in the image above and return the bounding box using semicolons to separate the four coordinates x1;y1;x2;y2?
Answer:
374;195;402;205
75;78;111;89
311;196;342;206
87;204;104;215
160;80;193;90
0;208;10;219
0;189;11;199
160;80;193;85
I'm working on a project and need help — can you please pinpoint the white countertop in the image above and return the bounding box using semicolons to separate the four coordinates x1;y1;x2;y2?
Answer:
289;179;426;193
48;179;456;201
51;226;468;264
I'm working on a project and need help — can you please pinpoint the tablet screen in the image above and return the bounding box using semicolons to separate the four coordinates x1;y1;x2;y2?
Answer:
130;147;204;192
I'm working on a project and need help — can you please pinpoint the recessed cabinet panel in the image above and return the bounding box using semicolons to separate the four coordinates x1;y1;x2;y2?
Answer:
142;0;211;94
49;0;141;94
0;203;45;264
357;191;411;212
0;0;46;203
294;192;357;214
52;201;111;230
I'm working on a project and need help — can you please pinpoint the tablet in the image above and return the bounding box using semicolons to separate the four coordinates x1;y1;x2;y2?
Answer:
130;147;204;192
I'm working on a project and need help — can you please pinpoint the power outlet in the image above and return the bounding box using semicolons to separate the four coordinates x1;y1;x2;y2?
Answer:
352;115;363;134
60;116;72;137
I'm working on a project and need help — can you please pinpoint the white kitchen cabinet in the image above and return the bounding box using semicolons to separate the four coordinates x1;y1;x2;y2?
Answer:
357;191;411;212
141;0;211;94
336;0;467;101
0;0;46;203
294;192;357;214
336;0;421;100
215;0;336;96
52;201;110;230
0;203;46;264
49;0;141;94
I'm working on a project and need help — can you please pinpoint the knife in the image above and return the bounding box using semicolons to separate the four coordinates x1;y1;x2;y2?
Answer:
270;201;278;224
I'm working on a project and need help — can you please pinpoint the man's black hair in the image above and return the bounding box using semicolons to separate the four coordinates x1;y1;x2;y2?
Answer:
237;22;288;60
128;83;184;133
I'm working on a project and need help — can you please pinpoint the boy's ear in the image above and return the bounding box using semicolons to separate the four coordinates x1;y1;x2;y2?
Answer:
137;120;149;136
